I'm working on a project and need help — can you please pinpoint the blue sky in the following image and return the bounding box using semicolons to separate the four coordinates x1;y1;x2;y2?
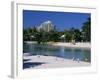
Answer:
23;10;90;31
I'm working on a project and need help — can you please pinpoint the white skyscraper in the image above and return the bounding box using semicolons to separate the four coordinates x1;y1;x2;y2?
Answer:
37;20;54;32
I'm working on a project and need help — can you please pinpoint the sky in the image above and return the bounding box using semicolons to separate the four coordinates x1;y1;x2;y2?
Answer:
23;10;90;31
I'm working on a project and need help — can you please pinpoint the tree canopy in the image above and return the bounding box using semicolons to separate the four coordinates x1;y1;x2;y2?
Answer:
23;17;91;44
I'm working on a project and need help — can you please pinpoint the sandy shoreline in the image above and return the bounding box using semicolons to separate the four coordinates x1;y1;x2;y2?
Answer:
23;53;90;69
50;42;91;49
25;41;91;49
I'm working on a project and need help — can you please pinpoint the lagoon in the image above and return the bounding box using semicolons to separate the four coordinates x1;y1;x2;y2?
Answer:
23;43;91;62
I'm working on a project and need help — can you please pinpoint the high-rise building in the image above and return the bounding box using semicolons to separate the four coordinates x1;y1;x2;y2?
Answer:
37;20;54;32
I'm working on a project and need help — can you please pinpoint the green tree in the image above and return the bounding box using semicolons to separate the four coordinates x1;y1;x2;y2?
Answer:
69;27;76;41
49;30;60;42
64;31;72;42
74;29;81;42
35;32;42;44
82;18;91;42
23;28;31;41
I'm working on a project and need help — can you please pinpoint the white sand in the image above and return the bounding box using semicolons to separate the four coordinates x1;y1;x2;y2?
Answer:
23;53;90;69
25;41;91;49
51;42;91;49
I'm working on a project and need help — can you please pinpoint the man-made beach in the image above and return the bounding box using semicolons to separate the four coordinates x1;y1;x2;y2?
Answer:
49;42;91;49
25;41;91;49
23;53;90;69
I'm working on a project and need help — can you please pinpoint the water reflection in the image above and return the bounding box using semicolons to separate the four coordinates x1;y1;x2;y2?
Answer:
23;43;91;62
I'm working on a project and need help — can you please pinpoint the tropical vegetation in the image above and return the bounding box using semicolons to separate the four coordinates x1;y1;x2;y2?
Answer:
23;17;91;44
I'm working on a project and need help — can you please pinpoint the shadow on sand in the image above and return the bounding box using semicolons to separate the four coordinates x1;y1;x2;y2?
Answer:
23;58;46;69
23;62;46;69
23;59;31;62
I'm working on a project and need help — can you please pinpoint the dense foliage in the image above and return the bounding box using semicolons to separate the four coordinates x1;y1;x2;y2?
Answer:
23;18;91;44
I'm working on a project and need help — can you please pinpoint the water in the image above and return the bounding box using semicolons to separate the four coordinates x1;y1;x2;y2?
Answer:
23;43;91;62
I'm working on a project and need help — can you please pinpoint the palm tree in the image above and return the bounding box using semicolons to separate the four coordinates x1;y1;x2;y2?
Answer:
74;29;81;42
82;18;91;42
